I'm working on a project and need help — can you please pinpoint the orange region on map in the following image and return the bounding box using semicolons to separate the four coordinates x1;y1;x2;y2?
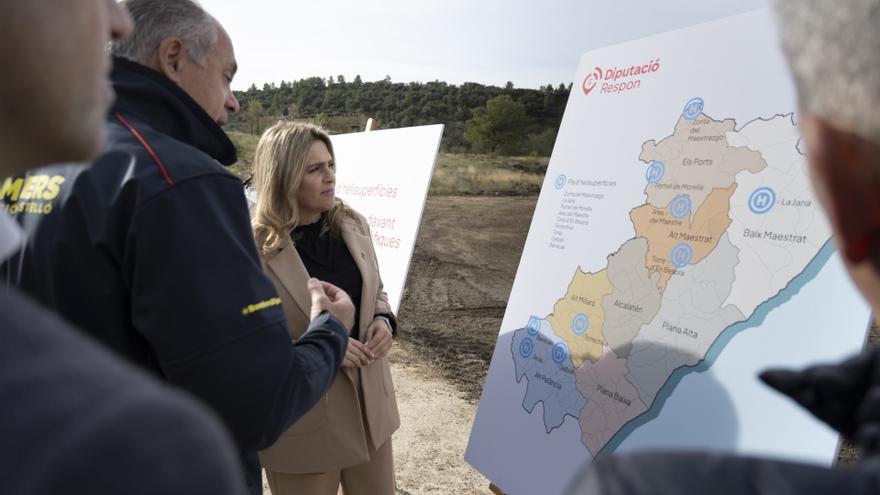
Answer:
630;185;735;291
546;268;614;369
640;113;766;213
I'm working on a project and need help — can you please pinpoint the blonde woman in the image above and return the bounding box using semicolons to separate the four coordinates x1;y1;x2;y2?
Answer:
251;122;399;495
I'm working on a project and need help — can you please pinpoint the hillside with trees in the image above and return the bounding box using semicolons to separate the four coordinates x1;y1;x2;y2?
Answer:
230;77;572;155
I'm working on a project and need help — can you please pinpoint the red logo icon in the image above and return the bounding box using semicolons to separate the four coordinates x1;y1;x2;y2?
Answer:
582;67;603;96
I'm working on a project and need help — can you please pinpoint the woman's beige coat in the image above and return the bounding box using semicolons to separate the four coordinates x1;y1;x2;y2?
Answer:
258;212;400;473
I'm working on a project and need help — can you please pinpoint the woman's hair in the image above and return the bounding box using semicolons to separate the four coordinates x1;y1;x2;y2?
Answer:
251;121;352;254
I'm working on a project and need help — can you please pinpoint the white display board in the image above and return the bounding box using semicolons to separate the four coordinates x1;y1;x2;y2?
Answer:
331;125;442;312
466;9;871;495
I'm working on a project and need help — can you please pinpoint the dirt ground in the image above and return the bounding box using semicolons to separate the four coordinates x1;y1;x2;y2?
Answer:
394;196;538;402
391;196;538;494
265;195;876;494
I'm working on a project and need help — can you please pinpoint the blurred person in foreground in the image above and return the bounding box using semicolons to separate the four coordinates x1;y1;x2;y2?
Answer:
0;0;249;493
568;1;880;493
251;122;400;494
1;1;352;493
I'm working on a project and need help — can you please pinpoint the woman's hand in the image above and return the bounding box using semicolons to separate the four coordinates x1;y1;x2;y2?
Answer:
343;338;375;368
365;318;394;360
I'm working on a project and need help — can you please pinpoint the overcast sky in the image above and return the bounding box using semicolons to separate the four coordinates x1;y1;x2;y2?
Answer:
200;0;770;91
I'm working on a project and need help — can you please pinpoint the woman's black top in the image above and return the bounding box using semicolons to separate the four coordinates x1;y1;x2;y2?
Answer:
293;220;364;339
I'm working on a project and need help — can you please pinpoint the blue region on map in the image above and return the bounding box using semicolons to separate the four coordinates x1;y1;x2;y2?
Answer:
511;319;587;433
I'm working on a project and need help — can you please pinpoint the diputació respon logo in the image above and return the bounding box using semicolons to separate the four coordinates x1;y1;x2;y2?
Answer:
582;67;602;96
582;59;661;97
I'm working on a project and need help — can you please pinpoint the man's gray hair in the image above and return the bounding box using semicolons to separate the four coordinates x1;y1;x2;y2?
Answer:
776;0;880;141
111;0;217;66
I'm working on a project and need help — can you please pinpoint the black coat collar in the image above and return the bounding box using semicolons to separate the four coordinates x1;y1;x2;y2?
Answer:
109;57;238;166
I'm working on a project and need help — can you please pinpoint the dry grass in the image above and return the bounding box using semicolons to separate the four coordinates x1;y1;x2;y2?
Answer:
227;131;260;179
225;131;548;196
429;154;547;196
429;164;544;196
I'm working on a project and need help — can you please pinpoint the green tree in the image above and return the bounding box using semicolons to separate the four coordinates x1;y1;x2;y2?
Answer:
229;77;567;154
244;100;265;135
464;95;530;154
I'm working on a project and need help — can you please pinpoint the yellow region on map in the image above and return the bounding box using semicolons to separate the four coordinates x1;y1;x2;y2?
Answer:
546;268;614;368
630;185;735;291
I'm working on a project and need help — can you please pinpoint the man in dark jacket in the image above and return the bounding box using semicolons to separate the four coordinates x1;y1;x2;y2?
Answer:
568;1;880;493
1;0;254;494
2;0;352;493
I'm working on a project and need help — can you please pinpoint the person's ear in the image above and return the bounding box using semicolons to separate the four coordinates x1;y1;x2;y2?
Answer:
154;37;187;84
802;115;880;268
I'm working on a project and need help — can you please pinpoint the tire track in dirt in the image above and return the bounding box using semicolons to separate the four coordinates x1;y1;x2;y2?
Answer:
396;196;537;402
389;196;537;493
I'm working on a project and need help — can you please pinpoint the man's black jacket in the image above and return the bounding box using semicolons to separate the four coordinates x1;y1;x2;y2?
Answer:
1;58;348;492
